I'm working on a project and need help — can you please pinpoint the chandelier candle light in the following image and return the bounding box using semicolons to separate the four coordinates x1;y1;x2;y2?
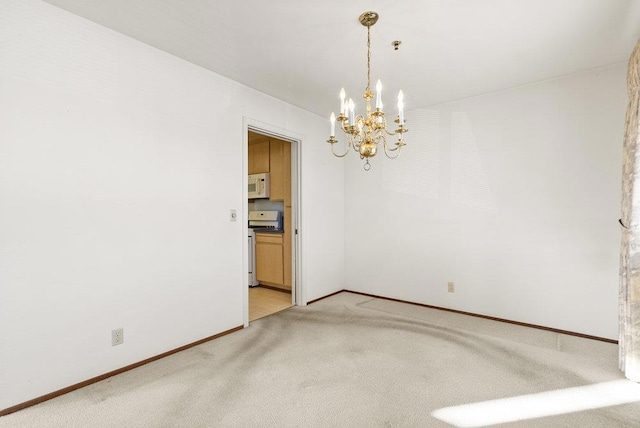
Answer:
327;11;408;171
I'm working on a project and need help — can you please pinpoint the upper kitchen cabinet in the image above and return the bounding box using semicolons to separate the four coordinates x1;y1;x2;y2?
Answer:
248;131;291;204
248;139;270;174
269;139;291;203
283;140;291;207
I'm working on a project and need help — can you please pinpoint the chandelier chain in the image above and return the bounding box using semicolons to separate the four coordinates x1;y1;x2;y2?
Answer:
366;25;371;92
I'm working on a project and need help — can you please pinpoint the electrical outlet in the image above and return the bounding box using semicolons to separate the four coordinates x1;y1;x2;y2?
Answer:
112;328;124;346
447;282;455;293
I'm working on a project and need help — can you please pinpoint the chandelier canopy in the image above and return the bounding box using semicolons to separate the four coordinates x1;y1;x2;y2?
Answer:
327;11;408;171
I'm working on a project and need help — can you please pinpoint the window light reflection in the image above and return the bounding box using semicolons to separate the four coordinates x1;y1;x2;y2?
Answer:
431;380;640;427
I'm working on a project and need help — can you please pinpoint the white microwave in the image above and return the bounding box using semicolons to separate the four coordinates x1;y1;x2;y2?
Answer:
248;173;270;199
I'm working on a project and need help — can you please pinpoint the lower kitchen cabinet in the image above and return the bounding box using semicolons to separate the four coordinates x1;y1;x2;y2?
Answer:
255;233;289;290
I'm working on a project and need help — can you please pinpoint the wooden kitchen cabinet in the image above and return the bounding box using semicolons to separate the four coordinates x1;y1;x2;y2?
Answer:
283;140;291;207
248;140;270;174
249;136;291;202
269;140;291;201
255;233;288;290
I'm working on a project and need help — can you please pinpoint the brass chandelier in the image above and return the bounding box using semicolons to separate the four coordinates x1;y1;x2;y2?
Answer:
327;11;408;171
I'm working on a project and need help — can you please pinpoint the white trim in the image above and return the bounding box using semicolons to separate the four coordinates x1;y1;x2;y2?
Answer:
291;139;305;306
242;124;249;327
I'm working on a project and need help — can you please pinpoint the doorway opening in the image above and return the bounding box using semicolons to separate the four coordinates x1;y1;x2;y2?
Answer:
243;120;301;325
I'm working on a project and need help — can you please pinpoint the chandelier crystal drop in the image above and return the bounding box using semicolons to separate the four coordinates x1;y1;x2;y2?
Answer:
327;11;408;171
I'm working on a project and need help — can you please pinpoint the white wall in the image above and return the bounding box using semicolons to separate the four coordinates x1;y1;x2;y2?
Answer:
345;64;626;340
0;0;344;410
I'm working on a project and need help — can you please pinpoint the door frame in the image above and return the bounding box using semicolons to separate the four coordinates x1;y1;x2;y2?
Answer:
242;117;304;327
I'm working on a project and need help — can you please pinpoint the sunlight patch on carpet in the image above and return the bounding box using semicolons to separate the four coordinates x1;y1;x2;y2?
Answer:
431;380;640;427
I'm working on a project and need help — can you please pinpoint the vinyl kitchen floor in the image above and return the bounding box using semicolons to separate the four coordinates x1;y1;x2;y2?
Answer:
249;286;293;322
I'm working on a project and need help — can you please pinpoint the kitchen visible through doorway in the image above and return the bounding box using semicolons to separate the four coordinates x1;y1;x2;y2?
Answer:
246;127;298;323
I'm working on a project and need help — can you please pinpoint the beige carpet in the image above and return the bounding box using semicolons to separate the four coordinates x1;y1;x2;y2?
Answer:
2;292;640;427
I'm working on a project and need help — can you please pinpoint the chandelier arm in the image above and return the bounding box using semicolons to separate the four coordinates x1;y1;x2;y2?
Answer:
331;140;352;158
382;136;404;153
385;125;409;136
376;115;397;137
383;144;403;159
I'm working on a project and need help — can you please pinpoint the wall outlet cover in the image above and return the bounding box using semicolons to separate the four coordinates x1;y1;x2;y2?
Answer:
112;328;124;346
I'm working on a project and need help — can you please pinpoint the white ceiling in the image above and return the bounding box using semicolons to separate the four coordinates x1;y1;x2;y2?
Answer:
43;0;640;118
